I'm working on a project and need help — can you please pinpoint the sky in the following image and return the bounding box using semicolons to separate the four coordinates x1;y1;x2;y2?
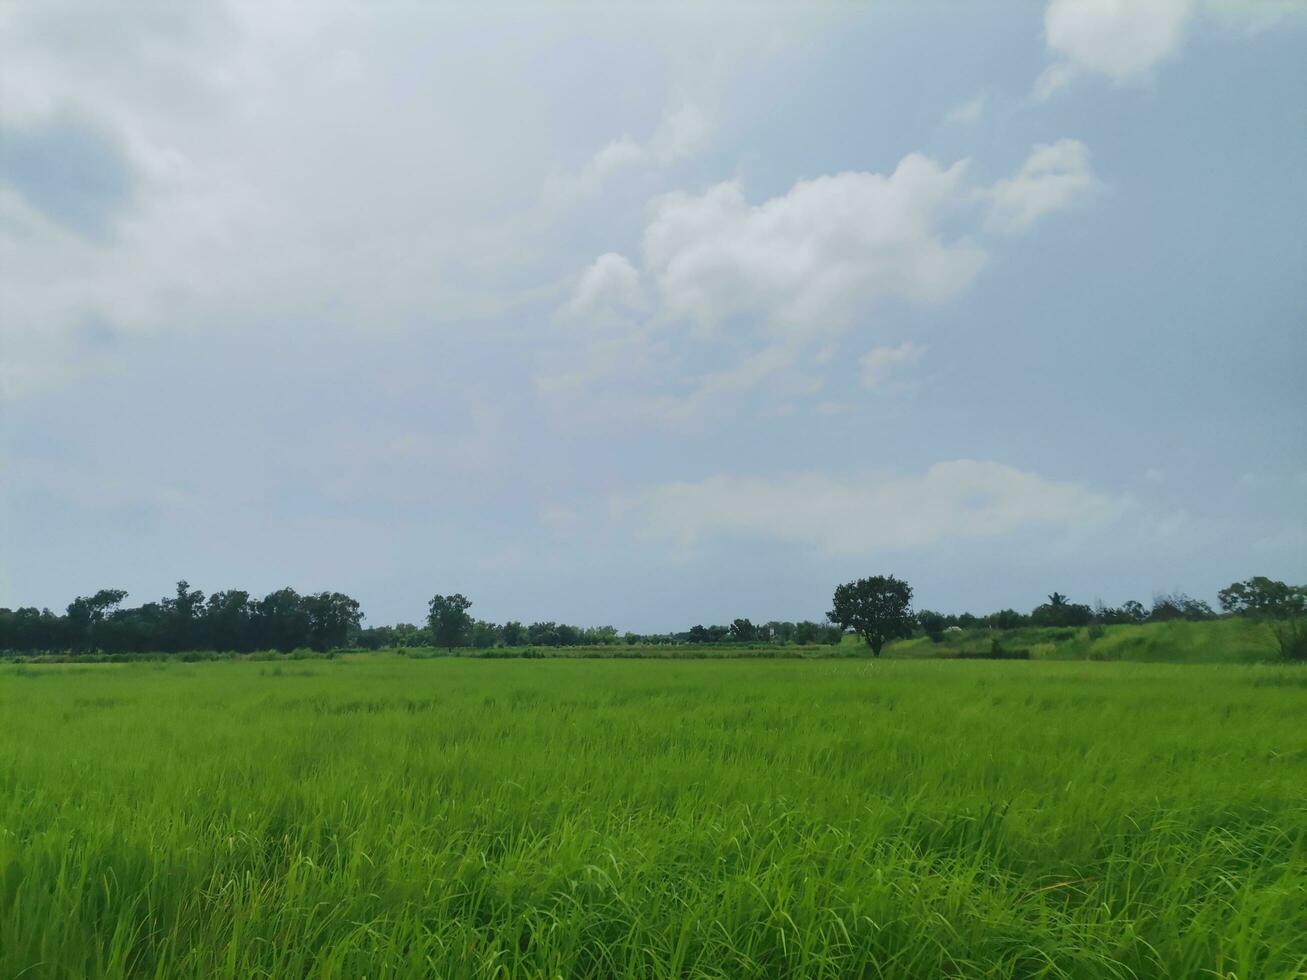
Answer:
2;0;1305;631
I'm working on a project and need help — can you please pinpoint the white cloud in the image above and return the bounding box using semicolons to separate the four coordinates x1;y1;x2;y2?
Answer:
549;140;1102;410
617;460;1126;555
603;143;1100;336
575;103;716;201
859;341;926;388
1035;0;1307;98
1036;0;1193;97
1;1;817;400
944;93;987;125
985;139;1102;234
560;252;644;324
643;153;987;334
587;137;650;180
579;103;712;186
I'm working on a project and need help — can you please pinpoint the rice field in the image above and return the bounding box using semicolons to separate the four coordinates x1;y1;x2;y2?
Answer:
2;656;1304;978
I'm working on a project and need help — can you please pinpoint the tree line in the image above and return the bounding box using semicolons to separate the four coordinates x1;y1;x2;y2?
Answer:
1;575;1302;658
827;574;1305;660
913;589;1220;641
0;582;361;654
376;594;846;651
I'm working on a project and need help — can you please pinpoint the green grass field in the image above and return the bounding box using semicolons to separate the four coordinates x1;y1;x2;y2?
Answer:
3;656;1305;978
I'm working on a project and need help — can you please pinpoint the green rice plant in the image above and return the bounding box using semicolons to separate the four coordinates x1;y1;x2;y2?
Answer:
1;657;1303;978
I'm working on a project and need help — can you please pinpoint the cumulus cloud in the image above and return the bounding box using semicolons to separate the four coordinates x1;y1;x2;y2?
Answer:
564;142;1099;343
617;460;1126;555
859;341;926;387
642;154;987;334
547;140;1102;408
984;139;1102;234
1035;0;1193;97
560;252;645;324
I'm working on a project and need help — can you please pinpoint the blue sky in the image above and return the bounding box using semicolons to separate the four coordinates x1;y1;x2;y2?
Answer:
2;1;1304;630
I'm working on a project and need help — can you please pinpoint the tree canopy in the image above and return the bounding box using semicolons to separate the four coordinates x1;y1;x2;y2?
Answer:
427;594;473;650
829;575;915;656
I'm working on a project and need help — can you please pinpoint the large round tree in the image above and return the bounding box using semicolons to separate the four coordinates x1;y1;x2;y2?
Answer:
829;575;915;656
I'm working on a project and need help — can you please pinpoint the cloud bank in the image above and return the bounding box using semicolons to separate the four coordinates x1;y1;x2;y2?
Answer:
618;460;1126;556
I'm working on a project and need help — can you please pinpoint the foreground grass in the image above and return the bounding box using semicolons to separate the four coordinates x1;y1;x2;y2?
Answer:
1;658;1304;978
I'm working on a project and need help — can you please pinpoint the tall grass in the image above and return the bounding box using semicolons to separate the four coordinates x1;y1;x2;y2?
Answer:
887;616;1280;663
1;657;1304;978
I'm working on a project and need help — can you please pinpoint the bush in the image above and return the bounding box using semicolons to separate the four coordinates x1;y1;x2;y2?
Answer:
1270;620;1307;661
916;610;947;643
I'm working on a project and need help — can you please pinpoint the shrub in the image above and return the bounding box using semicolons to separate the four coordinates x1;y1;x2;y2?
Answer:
1270;619;1307;662
916;610;947;643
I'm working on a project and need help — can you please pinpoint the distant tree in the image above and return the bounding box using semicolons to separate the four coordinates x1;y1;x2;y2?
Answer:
469;619;500;648
66;589;128;652
501;621;526;646
526;621;558;646
428;594;473;650
356;625;396;650
255;587;310;652
794;620;822;645
205;590;254;652
768;621;796;643
1218;577;1307;660
20;607;64;652
687;625;710;644
164;580;206;651
303;591;363;651
1149;592;1214;622
986;609;1026;630
729;618;758;642
581;625;619;645
1030;593;1093;627
386;623;416;646
1120;600;1148;623
1218;577;1298;617
916;609;947;643
828;575;914;656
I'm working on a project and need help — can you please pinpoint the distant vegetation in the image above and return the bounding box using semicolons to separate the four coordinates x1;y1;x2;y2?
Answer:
2;575;1303;662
